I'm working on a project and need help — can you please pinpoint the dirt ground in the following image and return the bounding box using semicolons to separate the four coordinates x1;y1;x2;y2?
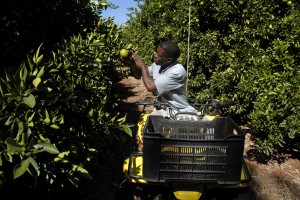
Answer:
118;75;300;200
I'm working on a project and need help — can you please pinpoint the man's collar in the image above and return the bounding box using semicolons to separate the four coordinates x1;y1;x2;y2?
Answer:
159;60;178;73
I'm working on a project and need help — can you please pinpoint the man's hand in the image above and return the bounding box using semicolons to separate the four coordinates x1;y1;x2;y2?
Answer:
131;53;156;92
131;53;147;70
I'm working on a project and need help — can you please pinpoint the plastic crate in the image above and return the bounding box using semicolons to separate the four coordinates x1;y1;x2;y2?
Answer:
142;115;245;185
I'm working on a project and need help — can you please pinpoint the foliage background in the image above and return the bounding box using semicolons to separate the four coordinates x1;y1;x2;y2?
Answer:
123;0;300;156
0;0;300;199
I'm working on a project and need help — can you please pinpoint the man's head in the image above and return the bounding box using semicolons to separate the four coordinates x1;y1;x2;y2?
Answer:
153;41;180;67
159;41;181;59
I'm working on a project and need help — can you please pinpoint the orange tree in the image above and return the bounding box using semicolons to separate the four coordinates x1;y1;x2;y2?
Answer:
0;6;132;200
123;0;300;156
0;0;114;70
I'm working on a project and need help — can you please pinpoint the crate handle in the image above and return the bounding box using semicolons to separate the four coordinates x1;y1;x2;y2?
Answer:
128;151;143;179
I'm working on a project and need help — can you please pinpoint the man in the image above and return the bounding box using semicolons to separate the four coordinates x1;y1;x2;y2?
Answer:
131;41;197;117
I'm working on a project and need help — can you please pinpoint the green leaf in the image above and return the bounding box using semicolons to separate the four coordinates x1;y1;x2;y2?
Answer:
32;77;41;87
16;118;24;135
120;124;132;137
49;69;59;73
72;164;93;180
57;151;70;158
36;66;45;78
117;115;126;123
36;55;44;65
27;111;35;122
0;84;3;96
4;93;14;98
50;124;60;129
13;157;30;179
3;152;13;162
268;91;277;95
45;109;50;118
54;157;69;164
23;94;36;108
5;137;23;154
29;157;39;171
39;134;51;143
27;55;34;73
91;42;105;46
126;43;132;49
19;66;27;82
27;157;40;179
33;142;60;154
68;175;80;187
89;109;94;117
33;44;43;65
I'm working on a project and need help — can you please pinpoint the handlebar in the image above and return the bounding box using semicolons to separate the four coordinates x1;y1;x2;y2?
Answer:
213;101;237;108
136;100;179;118
189;99;237;115
136;99;237;116
136;100;155;106
136;100;178;109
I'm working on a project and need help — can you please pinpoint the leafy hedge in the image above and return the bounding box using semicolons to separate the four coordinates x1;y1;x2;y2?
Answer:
123;0;300;156
0;18;131;197
0;0;109;69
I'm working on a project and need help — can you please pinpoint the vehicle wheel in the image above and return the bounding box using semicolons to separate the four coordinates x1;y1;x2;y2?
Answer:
204;188;255;200
117;181;173;200
229;188;255;200
115;181;137;200
134;195;142;200
133;192;166;200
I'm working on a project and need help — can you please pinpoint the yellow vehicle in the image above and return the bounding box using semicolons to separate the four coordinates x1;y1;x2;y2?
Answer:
120;99;252;200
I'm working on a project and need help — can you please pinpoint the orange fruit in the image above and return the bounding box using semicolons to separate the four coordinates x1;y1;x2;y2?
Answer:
120;49;129;58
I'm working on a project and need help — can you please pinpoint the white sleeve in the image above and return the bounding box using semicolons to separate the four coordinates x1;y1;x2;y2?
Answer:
155;67;186;96
148;64;153;76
